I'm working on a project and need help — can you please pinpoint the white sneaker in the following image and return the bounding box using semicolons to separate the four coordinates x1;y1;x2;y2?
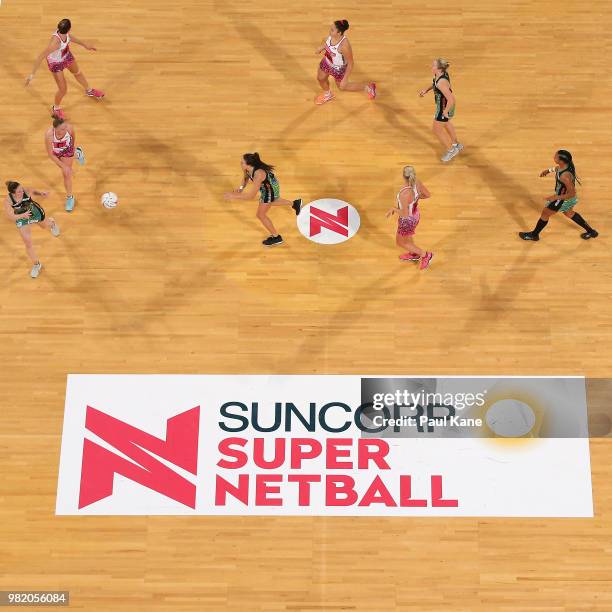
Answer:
50;220;60;237
30;262;42;278
441;148;455;162
451;143;464;157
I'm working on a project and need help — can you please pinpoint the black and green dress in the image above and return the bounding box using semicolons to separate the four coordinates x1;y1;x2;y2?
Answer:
433;72;455;122
9;191;45;228
250;168;280;204
547;168;578;212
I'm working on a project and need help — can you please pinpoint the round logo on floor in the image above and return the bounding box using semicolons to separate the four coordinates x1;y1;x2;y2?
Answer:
297;199;360;245
485;399;537;437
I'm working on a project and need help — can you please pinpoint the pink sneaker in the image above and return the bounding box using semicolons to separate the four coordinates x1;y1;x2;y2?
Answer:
419;252;433;270
51;106;65;120
367;82;377;100
86;88;105;99
399;252;420;262
315;91;334;105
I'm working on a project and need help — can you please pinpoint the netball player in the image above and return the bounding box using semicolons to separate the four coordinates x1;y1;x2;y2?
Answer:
419;59;463;162
314;20;377;105
224;153;302;247
386;165;433;269
4;181;60;278
519;150;598;241
25;18;104;119
45;116;85;212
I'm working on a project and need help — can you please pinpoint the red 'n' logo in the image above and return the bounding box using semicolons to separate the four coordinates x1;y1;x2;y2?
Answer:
78;406;200;509
309;205;349;237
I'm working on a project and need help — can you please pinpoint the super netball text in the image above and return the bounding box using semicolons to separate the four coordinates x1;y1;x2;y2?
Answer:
214;401;459;509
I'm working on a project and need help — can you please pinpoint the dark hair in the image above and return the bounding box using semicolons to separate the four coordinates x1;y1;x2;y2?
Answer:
52;115;65;128
334;20;349;34
57;19;72;34
5;181;20;194
557;149;581;185
243;152;274;173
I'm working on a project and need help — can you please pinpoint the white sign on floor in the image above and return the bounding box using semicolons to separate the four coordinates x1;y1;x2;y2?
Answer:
56;375;593;517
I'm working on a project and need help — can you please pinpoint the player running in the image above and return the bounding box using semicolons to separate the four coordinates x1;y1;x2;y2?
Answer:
519;150;598;241
419;58;463;163
315;20;377;105
4;181;60;278
25;18;104;119
386;165;433;269
224;152;302;247
44;115;86;212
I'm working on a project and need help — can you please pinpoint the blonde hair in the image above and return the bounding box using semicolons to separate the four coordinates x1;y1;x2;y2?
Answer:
436;58;450;71
402;165;416;185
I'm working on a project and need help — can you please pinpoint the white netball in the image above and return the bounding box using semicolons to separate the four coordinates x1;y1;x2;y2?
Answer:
101;192;118;209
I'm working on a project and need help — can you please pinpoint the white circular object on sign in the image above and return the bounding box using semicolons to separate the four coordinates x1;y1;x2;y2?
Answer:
485;399;536;437
101;192;118;209
297;199;360;244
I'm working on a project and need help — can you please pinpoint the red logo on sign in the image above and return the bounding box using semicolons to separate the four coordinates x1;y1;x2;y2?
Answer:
309;205;349;237
78;406;200;509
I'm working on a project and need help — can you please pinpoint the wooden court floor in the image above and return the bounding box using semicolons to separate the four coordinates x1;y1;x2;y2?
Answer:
1;0;612;609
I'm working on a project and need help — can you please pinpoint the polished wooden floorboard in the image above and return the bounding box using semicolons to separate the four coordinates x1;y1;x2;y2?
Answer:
1;0;611;609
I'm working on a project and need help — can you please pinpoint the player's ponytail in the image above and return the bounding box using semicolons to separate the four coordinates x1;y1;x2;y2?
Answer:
57;19;72;34
436;58;451;72
243;152;274;173
334;20;350;34
557;149;581;185
402;165;417;186
5;181;19;194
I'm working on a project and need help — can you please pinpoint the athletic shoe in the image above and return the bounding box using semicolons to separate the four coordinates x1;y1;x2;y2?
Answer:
519;231;539;241
367;82;377;99
65;195;75;212
451;143;464;157
292;199;303;216
75;146;86;166
419;252;433;270
30;262;42;279
441;148;455;163
86;88;105;99
50;220;60;237
315;91;334;105
51;106;65;120
581;229;599;240
399;252;420;262
262;235;284;247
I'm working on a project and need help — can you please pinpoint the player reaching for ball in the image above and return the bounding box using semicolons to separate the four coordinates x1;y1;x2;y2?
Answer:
419;59;463;163
25;18;104;120
44;115;86;212
386;165;433;269
519;150;598;241
314;20;377;105
4;181;60;278
224;153;302;247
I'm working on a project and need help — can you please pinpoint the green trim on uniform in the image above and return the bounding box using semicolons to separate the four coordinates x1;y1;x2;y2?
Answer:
433;73;456;121
10;191;46;228
556;168;578;210
558;199;577;213
251;168;281;204
15;202;45;227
